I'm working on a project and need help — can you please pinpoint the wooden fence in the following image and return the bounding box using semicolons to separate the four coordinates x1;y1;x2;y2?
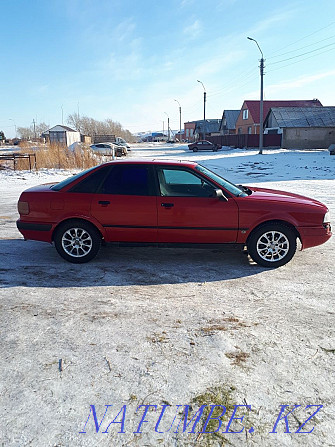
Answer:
0;153;37;171
207;134;282;148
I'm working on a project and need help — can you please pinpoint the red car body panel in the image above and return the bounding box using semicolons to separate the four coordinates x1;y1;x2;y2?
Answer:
16;161;331;254
157;196;238;243
91;194;158;242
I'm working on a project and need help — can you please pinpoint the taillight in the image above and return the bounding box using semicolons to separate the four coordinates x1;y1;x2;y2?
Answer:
18;201;29;215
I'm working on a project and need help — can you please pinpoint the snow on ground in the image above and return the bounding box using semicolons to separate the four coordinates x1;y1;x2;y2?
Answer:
0;144;334;447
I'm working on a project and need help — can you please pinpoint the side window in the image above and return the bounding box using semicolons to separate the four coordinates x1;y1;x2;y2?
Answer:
100;165;152;195
69;166;111;193
158;168;215;197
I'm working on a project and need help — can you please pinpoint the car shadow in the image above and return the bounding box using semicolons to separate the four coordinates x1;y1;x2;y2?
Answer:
0;239;266;288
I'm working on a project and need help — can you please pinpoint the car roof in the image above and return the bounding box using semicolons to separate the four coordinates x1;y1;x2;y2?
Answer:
98;159;198;168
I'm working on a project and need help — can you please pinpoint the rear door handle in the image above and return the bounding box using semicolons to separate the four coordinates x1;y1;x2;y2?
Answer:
161;202;174;208
98;200;110;206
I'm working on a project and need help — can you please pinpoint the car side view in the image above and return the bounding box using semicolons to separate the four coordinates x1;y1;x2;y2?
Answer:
16;160;331;267
188;140;221;152
90;142;127;157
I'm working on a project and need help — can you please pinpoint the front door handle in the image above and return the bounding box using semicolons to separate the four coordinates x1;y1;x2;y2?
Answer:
161;202;174;208
98;200;110;206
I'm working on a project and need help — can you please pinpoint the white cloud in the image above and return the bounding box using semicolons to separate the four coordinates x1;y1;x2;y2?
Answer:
266;70;335;95
180;0;194;8
183;19;202;38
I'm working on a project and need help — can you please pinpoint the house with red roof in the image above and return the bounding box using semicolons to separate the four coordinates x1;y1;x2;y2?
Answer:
235;99;323;135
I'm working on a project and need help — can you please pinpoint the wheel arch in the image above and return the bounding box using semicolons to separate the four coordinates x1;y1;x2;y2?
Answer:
52;217;104;242
246;219;301;245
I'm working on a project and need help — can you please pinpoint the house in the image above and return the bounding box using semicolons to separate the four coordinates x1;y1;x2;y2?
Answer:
184;121;197;141
235;99;323;135
46;125;81;147
194;119;221;140
219;110;240;135
264;107;335;149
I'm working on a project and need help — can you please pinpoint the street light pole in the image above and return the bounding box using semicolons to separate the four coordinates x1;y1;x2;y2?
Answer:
197;80;206;139
174;99;182;140
247;37;265;155
164;112;170;142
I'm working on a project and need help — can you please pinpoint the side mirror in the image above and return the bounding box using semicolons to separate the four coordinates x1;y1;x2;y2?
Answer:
215;189;228;201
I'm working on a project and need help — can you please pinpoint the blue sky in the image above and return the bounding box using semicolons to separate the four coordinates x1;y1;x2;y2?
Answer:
1;0;335;137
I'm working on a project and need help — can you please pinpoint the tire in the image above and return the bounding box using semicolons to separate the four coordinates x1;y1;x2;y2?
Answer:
193;147;198;152
54;220;101;263
247;224;297;268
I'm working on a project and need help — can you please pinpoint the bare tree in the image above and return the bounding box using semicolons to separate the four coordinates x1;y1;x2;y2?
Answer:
17;122;49;140
66;113;133;141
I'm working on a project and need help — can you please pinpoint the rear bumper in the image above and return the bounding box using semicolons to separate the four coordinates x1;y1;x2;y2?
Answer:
298;223;332;250
16;219;53;242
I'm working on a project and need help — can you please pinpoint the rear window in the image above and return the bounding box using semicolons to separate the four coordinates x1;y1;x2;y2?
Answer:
100;165;152;195
51;166;99;191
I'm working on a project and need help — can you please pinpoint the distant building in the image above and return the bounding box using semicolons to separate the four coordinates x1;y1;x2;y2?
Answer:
184;121;197;141
264;106;335;149
219;110;240;135
45;125;81;147
194;119;221;140
235;99;323;135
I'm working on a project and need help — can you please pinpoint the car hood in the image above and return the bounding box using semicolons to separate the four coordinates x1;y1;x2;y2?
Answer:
245;186;327;210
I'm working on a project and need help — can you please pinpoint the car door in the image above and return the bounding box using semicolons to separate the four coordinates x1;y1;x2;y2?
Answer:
91;164;158;242
156;166;238;243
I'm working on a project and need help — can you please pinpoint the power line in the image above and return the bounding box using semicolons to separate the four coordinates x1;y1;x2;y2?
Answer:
267;41;335;66
267;45;335;73
268;34;335;59
270;21;335;56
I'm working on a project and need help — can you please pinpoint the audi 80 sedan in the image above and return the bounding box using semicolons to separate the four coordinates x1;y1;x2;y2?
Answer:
17;160;331;268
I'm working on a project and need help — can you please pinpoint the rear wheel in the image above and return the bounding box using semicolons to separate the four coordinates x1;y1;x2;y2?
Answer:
54;220;101;263
247;224;297;268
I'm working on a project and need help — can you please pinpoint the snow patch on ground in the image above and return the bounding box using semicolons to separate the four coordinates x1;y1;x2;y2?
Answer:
0;144;334;446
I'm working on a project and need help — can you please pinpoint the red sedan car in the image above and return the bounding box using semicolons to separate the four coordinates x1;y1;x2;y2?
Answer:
188;140;221;152
17;160;331;268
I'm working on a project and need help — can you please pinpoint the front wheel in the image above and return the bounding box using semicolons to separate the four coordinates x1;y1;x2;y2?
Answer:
247;224;297;268
193;147;198;152
54;220;101;263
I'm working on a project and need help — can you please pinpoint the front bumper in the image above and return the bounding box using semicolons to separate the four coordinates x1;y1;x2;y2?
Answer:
298;223;332;250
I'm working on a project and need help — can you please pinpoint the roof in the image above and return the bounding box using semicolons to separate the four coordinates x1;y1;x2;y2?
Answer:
243;99;323;123
221;110;240;130
266;107;335;128
101;159;198;168
48;125;78;133
195;119;221;133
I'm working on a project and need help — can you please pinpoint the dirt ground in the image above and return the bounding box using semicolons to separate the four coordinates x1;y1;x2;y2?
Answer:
0;149;334;446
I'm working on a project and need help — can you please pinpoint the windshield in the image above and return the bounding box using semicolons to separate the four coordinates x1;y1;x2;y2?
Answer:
195;164;248;197
50;166;98;191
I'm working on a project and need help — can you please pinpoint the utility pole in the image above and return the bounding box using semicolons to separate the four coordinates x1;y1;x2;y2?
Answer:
164;112;170;142
32;119;36;139
174;99;182;140
247;37;265;154
197;80;206;139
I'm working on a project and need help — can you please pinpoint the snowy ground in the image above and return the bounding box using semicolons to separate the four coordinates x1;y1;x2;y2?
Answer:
0;144;334;447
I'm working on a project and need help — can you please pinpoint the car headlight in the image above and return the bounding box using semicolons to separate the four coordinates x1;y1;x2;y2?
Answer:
323;211;330;223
